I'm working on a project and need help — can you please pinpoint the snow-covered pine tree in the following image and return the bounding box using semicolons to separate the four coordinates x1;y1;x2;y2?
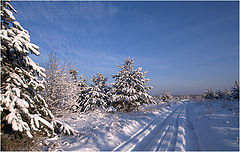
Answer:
1;1;76;137
224;88;231;100
231;81;239;100
215;90;224;99
76;73;90;111
79;72;109;112
111;57;155;111
91;72;110;107
160;90;173;102
203;89;215;100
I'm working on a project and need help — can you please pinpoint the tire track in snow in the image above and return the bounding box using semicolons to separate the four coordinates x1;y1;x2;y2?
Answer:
163;104;186;151
133;105;183;151
113;103;185;151
175;103;187;151
153;105;184;151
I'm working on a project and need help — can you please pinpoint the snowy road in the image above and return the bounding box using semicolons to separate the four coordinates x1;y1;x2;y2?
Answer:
113;102;199;151
113;101;239;151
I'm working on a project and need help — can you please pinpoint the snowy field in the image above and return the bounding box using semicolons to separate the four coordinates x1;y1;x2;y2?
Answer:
42;100;239;151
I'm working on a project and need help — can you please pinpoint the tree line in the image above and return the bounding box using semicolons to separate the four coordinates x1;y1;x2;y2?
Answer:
43;54;155;116
202;82;239;100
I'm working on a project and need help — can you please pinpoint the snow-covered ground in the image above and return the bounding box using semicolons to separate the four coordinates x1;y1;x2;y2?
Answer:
42;100;239;151
187;100;239;151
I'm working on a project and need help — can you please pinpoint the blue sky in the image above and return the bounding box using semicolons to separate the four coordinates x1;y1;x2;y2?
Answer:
12;1;238;95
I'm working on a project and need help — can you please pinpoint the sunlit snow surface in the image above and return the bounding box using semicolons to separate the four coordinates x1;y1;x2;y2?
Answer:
42;100;239;151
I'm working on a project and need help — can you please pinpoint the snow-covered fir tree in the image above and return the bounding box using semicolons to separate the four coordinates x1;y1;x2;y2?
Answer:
231;81;239;100
214;90;224;99
1;1;76;138
161;90;173;102
111;57;155;111
91;72;111;107
75;74;90;111
224;88;231;100
79;72;109;112
203;89;215;100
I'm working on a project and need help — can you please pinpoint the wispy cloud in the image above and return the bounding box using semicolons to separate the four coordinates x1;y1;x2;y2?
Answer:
61;47;125;80
12;1;238;94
